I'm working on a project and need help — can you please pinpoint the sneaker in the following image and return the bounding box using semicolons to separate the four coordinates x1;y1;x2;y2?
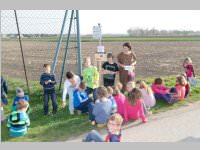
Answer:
91;121;96;126
77;110;81;115
97;124;106;128
1;119;6;123
82;138;87;142
70;111;74;115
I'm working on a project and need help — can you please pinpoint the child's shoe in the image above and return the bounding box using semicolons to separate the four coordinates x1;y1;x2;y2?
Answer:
70;111;74;115
77;110;81;115
91;121;96;126
97;123;106;128
1;119;6;123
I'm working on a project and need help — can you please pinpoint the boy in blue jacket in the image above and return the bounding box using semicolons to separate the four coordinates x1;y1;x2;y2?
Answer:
40;64;57;115
73;81;92;114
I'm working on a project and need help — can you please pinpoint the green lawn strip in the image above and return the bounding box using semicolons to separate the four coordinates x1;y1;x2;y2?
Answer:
1;76;200;142
2;37;200;42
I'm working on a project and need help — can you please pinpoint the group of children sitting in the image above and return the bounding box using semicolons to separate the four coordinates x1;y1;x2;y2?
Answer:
1;53;199;142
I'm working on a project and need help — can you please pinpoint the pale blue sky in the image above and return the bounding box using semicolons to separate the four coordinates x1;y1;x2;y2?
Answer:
1;10;200;35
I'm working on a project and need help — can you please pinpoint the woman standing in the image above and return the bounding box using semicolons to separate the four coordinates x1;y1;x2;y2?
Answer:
117;42;136;92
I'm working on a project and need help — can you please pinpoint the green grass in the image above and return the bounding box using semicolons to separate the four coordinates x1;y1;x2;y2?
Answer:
2;36;200;42
1;76;200;142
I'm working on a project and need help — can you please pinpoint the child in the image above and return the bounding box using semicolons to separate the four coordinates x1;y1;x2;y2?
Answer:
40;64;57;115
102;53;119;87
7;99;30;137
181;73;191;98
116;81;123;93
73;81;92;114
112;86;126;117
169;75;186;104
136;80;156;109
106;86;117;114
88;86;112;127
62;71;81;115
152;77;172;104
83;113;123;142
125;81;148;114
12;87;29;113
183;57;200;87
1;76;8;122
83;57;99;101
124;81;136;96
123;88;147;123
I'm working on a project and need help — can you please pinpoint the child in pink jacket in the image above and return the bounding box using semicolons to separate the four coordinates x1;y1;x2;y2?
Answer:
123;88;147;123
152;77;172;104
113;86;126;117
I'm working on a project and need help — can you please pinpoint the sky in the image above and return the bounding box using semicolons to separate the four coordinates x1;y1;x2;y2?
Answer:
1;10;200;35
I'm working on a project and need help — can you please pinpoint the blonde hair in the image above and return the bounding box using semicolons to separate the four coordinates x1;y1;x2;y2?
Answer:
113;86;121;96
136;80;153;95
126;81;135;89
16;99;29;110
176;75;186;86
97;86;108;99
108;113;123;125
184;57;192;64
116;82;123;91
107;86;113;95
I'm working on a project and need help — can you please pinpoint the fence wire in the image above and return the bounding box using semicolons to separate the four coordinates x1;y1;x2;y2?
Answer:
1;10;79;83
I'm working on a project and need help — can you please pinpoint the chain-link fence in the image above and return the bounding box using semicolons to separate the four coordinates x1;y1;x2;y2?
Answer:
1;10;79;84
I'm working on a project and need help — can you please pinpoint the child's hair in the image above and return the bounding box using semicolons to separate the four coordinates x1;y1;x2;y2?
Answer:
180;73;187;79
96;86;108;99
113;86;121;96
108;113;123;126
176;75;186;86
43;64;50;68
136;80;152;95
107;86;113;95
66;71;74;79
126;81;135;89
123;42;132;50
107;53;114;59
16;87;24;97
184;57;192;64
79;81;87;90
116;82;123;91
154;77;163;85
127;88;142;106
16;99;29;110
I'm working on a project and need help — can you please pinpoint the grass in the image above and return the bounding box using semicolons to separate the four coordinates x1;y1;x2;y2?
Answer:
2;36;200;43
1;76;200;142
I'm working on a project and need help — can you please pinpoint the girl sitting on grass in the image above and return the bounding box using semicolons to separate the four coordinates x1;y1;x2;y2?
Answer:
136;80;156;109
123;88;147;123
152;77;172;104
113;85;126;117
169;75;186;104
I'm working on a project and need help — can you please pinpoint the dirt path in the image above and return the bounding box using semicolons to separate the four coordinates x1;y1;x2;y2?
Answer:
67;101;200;142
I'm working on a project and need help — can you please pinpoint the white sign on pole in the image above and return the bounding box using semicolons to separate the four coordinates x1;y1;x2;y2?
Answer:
97;45;105;53
93;25;102;40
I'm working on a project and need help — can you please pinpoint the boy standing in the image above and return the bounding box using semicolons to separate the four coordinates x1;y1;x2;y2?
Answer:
40;64;57;115
102;53;119;87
